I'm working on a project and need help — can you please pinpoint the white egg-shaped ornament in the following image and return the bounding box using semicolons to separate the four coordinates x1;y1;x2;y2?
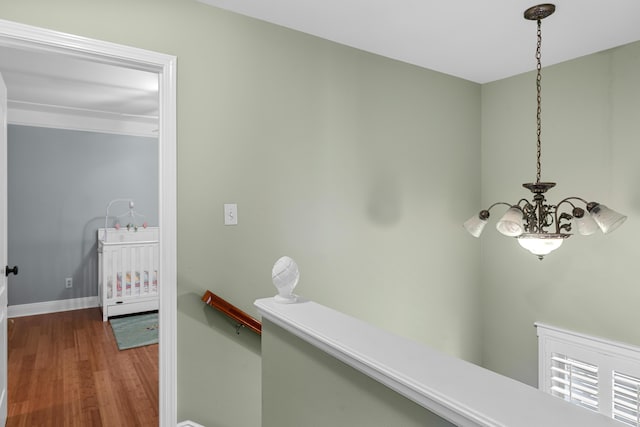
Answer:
272;256;300;303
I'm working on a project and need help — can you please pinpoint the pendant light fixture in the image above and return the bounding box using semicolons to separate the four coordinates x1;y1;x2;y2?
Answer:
463;3;627;260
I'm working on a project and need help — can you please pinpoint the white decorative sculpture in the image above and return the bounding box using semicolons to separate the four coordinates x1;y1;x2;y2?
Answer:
272;256;300;303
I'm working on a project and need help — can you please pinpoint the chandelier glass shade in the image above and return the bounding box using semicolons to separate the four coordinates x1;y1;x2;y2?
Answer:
463;3;627;259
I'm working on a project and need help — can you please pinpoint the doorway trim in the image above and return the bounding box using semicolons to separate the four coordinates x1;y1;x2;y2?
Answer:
0;19;177;426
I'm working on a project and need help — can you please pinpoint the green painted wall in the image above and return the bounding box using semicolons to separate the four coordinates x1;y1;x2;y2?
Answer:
0;1;481;425
262;319;455;427
7;125;158;306
4;0;639;425
480;41;640;386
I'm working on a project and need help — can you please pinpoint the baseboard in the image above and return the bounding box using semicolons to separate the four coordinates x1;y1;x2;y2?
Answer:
8;296;100;318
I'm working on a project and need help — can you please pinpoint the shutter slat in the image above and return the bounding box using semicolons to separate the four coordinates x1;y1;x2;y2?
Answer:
613;371;640;427
539;324;640;426
549;353;599;413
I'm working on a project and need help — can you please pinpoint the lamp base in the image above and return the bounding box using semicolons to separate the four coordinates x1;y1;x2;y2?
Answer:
274;294;298;304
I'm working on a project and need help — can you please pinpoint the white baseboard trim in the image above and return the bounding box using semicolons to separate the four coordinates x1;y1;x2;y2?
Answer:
8;296;100;318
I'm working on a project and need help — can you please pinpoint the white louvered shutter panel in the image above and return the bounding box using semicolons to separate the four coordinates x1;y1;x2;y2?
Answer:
613;371;640;426
537;323;640;423
550;352;599;412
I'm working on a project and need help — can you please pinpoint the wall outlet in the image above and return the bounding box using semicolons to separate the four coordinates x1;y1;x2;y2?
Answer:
65;277;73;288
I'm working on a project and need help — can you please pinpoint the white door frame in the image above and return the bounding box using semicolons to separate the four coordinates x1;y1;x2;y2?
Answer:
0;71;8;427
0;19;177;426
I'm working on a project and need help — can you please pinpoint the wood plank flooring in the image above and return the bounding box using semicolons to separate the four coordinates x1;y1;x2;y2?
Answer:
7;308;158;426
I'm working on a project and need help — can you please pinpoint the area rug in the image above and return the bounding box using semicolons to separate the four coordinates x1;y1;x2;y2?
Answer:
110;312;159;350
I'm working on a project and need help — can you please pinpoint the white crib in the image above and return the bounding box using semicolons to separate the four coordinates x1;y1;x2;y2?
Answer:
98;227;159;322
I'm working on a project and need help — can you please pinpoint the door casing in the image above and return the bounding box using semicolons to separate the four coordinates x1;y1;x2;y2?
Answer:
0;19;178;426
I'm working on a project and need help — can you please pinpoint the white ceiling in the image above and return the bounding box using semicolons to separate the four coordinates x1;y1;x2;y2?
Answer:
198;0;640;83
1;1;639;122
0;45;158;121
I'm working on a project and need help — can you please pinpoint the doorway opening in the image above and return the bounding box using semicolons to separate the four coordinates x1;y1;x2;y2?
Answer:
0;19;177;426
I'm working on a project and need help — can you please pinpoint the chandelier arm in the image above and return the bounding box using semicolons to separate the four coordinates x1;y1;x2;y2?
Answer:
553;197;593;233
556;199;576;210
556;196;589;207
486;201;513;212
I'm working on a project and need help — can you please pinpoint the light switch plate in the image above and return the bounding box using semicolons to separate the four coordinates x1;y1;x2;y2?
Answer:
224;203;238;225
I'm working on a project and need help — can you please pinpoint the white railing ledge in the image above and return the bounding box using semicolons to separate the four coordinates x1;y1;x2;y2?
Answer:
255;297;617;427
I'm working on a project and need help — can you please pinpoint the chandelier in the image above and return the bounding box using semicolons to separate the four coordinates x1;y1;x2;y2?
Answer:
463;3;627;260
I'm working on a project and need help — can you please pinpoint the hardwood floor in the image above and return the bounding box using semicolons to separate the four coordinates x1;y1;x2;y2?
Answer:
7;308;158;426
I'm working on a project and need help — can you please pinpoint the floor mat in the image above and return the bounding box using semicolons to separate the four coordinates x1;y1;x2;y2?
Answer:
110;311;158;350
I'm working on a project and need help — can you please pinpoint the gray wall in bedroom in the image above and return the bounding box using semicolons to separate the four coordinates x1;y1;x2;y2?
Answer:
7;124;158;306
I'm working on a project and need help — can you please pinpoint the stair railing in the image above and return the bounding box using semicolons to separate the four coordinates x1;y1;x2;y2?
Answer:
202;290;262;335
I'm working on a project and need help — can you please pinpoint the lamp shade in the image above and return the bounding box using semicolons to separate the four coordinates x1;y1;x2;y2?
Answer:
574;213;599;236
517;234;564;257
589;204;627;234
464;214;488;238
496;207;524;237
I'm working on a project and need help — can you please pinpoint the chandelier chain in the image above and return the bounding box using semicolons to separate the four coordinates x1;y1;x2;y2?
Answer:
535;19;542;184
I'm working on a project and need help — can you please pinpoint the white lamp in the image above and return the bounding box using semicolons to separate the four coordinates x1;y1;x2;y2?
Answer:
463;210;490;238
496;207;524;237
517;234;565;258
574;212;599;236
587;203;627;234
